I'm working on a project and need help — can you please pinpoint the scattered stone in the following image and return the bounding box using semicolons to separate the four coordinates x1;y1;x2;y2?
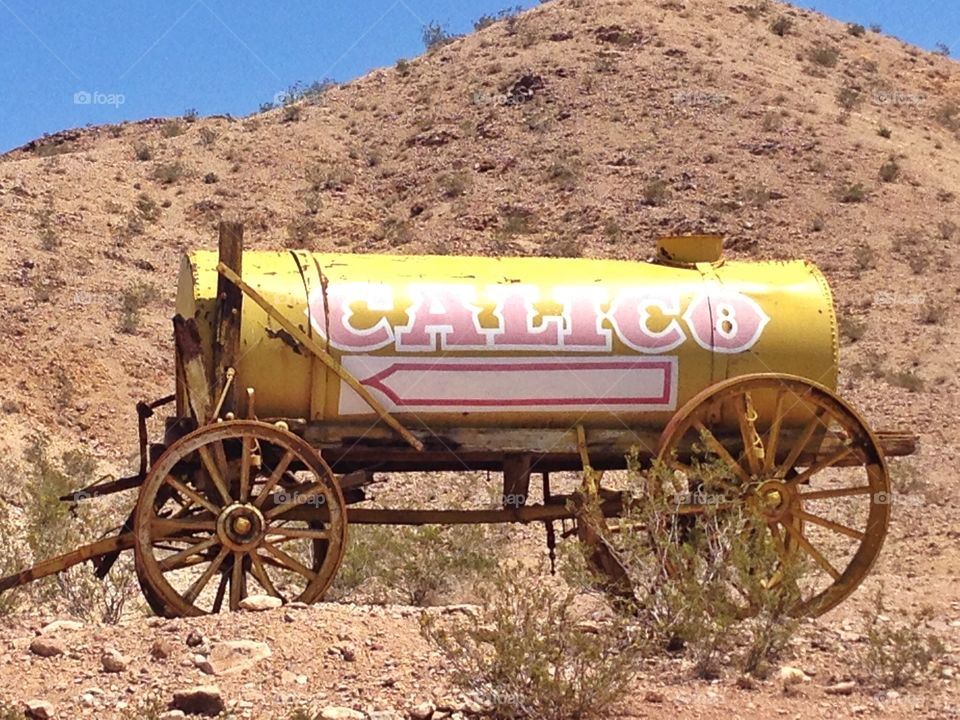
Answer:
159;712;186;720
409;701;436;720
331;642;358;661
23;700;55;719
198;640;271;676
150;639;177;660
171;686;225;717
29;638;65;658
101;648;129;673
886;690;901;700
643;689;666;703
736;675;758;690
825;680;857;696
39;619;83;635
319;707;365;720
185;630;204;647
779;666;811;688
238;594;283;611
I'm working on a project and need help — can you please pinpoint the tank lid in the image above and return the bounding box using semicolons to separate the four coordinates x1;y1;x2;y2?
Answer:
655;235;724;267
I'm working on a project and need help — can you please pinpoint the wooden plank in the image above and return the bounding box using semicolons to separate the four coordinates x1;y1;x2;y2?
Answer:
216;263;424;451
0;533;135;593
214;221;244;416
174;315;213;424
501;454;531;508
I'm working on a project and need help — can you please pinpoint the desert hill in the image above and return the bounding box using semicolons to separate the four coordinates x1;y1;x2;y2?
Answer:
0;0;958;716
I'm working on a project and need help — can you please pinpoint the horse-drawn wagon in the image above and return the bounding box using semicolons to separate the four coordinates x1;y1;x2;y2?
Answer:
0;224;916;617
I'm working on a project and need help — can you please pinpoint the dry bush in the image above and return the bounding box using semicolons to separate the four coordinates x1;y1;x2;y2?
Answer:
119;281;159;334
332;524;505;606
422;564;641;720
860;588;945;688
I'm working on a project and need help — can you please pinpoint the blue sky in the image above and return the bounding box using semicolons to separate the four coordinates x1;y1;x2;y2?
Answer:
0;1;956;153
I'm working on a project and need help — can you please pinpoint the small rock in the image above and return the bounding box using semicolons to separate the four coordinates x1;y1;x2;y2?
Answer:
40;619;83;635
150;639;177;660
779;666;811;688
409;702;435;720
643;689;666;703
171;685;225;717
825;680;857;696
238;594;283;612
885;690;901;700
29;638;66;658
736;675;757;690
159;712;186;720
319;708;365;720
23;700;55;719
185;631;204;647
101;649;129;673
198;640;271;676
331;642;358;662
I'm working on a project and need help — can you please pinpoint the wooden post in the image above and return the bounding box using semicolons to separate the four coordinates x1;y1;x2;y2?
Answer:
215;221;244;417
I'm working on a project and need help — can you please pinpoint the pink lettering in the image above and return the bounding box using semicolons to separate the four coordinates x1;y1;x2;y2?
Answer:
683;289;770;354
609;289;686;353
396;284;487;350
490;286;562;347
308;283;395;350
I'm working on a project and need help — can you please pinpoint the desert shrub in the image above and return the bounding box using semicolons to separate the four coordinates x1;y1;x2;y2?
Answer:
307;163;355;192
641;179;671;206
934;101;960;132
377;217;415;247
134;142;153;161
886;369;924;392
847;23;866;37
152;161;186;185
937;219;957;240
836;86;862;110
183;107;199;123
934;43;951;57
861;589;944;688
136;193;161;222
439;171;471;198
601;459;806;678
839;183;868;203
539;236;583;258
839;315;867;342
877;125;892;139
879;157;900;182
499;206;537;235
809;43;841;67
422;564;642;720
474;7;523;31
197;127;217;146
546;159;579;191
422;21;456;51
119;281;158;334
35;206;59;250
770;15;793;36
853;243;877;270
333;524;504;605
160;121;185;138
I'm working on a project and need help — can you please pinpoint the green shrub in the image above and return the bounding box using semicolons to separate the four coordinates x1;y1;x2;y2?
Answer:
119;281;158;334
422;564;642;719
879;157;901;182
847;23;866;37
770;15;793;36
809;43;841;67
862;589;944;687
422;21;456;51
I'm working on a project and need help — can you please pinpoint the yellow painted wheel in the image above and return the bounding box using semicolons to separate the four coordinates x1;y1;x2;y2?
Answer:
134;420;347;617
655;373;890;617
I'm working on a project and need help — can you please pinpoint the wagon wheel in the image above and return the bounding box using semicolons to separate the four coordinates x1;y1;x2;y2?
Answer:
134;420;347;617
654;373;890;617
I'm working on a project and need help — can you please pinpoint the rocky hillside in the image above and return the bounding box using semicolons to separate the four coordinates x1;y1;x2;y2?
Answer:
0;0;959;716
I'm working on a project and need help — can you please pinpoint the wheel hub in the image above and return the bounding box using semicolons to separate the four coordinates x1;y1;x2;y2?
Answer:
217;503;265;551
754;480;795;522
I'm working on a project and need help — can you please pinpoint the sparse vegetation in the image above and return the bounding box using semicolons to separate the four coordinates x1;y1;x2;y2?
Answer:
160;120;185;138
853;243;877;270
119;281;158;334
396;58;411;76
839;316;867;342
422;564;642;720
839;183;868;204
134;142;153;161
307;163;356;192
378;217;415;247
152;161;187;185
934;100;960;132
861;589;945;687
641;179;671;206
198;127;217;146
499;206;537;235
439;171;471;198
877;125;892;139
422;21;456;51
836;86;862;110
847;23;866;37
809;43;841;67
770;15;793;36
879;156;901;183
886;368;924;392
474;6;523;32
934;42;951;57
35;205;59;251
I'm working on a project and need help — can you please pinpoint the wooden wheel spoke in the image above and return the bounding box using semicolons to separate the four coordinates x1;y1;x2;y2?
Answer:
229;553;245;611
777;409;829;478
212;571;229;613
693;420;751;485
797;510;865;541
239;435;254;503
262;541;318;582
164;475;220;515
198;444;233;505
249;552;282;599
183;547;230;604
799;485;872;500
254;450;296;508
265;483;326;520
763;392;788;473
159;537;219;572
151;517;217;539
791;446;855;485
782;523;841;581
266;526;331;541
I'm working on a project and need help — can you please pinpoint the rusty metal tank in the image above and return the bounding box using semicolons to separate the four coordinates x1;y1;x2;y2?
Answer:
176;236;837;430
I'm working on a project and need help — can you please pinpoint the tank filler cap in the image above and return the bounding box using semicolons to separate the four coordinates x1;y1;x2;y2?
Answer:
655;235;725;268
